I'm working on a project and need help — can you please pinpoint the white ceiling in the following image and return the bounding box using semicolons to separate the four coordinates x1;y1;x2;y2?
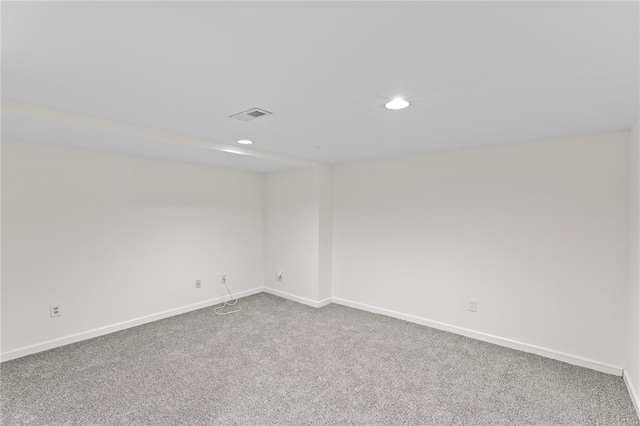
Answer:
2;1;638;172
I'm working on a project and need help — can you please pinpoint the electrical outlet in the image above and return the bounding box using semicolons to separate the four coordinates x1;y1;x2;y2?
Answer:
50;304;62;318
276;271;283;281
221;275;226;284
468;299;478;312
195;280;201;289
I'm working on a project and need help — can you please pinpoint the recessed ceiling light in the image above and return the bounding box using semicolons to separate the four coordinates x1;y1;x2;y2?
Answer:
237;139;254;145
385;98;410;110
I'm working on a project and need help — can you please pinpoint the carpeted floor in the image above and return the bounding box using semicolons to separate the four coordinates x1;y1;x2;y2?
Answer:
1;293;638;425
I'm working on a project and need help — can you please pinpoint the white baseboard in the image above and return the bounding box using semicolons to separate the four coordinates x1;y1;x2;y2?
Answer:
0;286;263;362
263;287;330;308
3;288;626;380
624;369;640;419
332;296;623;376
317;297;332;308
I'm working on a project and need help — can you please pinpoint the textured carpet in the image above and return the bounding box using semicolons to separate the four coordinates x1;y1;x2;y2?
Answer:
1;293;638;425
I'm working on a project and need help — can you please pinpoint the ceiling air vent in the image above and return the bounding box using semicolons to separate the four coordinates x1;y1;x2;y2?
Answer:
229;107;273;122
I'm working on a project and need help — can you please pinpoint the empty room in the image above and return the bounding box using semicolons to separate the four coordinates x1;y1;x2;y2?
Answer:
1;1;639;425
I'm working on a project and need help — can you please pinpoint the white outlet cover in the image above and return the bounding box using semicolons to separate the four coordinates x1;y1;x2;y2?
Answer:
50;304;62;318
468;299;478;312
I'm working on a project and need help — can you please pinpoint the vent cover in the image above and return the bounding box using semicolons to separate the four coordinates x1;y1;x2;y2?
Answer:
230;107;273;122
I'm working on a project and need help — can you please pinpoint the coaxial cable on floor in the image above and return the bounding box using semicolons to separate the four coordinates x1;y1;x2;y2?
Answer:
214;276;241;315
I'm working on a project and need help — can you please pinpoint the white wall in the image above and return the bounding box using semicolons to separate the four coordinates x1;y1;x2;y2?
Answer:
318;166;333;301
628;118;640;409
3;131;635;377
264;168;320;301
1;140;265;355
263;166;332;304
332;132;630;369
